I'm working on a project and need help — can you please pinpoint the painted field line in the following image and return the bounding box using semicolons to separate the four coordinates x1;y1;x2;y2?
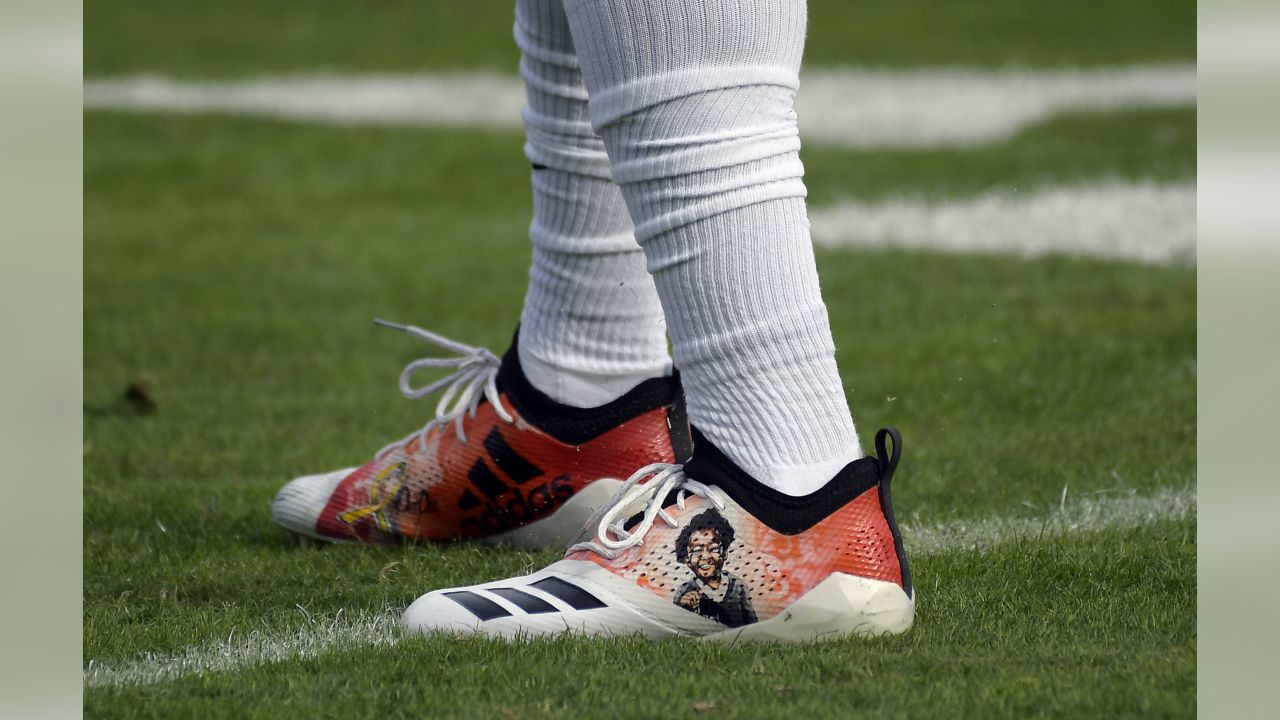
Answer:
83;64;1194;148
84;609;404;689
798;64;1194;147
84;486;1194;689
809;180;1197;265
905;485;1196;557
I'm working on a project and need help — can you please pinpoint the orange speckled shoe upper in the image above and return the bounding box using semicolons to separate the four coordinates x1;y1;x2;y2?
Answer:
565;427;911;627
293;329;690;545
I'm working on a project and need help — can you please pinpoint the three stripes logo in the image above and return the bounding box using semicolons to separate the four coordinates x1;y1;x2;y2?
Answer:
443;577;607;621
458;427;573;534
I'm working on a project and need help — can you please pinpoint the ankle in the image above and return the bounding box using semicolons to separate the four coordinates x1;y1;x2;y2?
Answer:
738;451;863;497
518;343;671;409
499;334;685;448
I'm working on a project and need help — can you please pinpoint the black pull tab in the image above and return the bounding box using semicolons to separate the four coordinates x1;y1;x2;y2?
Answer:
874;427;912;598
875;427;902;482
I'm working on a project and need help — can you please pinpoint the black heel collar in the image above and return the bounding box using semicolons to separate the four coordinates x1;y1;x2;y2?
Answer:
683;427;887;536
495;330;682;446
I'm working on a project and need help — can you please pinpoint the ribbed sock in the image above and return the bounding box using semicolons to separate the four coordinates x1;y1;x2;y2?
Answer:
563;0;861;494
515;0;671;409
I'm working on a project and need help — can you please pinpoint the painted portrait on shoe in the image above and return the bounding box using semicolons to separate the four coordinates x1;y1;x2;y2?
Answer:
672;509;758;627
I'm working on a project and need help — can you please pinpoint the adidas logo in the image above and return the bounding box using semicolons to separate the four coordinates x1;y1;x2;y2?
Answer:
441;577;606;620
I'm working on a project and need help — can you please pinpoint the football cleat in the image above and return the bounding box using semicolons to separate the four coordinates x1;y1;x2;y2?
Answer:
271;321;691;548
402;427;914;642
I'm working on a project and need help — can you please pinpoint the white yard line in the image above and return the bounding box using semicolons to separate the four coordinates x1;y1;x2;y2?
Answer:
798;64;1195;147
84;610;404;689
83;64;1195;148
84;74;528;130
809;180;1197;264
84;485;1195;689
904;485;1196;557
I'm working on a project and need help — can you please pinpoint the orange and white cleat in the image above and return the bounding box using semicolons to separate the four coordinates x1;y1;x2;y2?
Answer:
402;427;914;642
271;321;691;549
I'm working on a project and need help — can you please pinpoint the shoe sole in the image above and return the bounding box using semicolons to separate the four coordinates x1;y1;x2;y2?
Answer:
282;477;624;550
703;572;914;642
402;560;914;642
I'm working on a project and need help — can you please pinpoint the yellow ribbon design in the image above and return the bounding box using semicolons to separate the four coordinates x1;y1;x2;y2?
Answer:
338;461;407;533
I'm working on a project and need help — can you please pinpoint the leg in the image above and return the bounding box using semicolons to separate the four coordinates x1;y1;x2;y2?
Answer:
402;0;914;641
270;1;691;548
563;0;859;493
515;0;671;407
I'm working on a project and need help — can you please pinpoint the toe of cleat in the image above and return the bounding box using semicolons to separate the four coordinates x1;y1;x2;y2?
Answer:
271;467;356;540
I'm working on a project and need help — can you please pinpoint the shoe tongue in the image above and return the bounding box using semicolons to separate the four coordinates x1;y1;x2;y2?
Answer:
620;488;683;532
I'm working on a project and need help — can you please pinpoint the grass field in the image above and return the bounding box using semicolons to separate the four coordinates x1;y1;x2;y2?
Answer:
84;1;1196;717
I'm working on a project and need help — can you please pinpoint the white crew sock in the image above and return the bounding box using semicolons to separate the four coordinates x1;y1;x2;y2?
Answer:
563;0;861;494
515;0;671;408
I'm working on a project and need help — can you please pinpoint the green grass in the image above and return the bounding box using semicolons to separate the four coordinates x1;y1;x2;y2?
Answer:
85;0;1196;77
85;0;1196;715
87;523;1194;718
85;111;1195;716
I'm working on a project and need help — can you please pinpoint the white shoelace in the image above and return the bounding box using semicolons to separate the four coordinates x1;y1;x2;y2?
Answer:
372;319;514;456
568;463;726;560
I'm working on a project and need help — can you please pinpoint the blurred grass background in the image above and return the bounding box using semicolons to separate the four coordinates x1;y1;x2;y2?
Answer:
85;0;1196;75
81;1;1197;717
